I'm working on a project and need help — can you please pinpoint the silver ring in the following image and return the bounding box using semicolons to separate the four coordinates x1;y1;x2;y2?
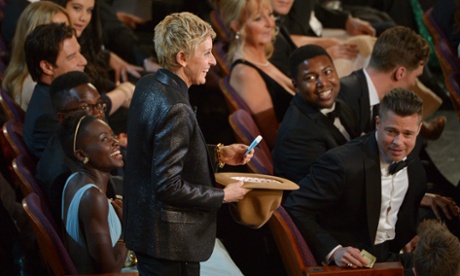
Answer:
347;263;352;268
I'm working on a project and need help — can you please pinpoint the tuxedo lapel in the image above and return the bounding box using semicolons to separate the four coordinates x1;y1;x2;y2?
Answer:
354;70;372;132
339;70;371;133
335;99;360;139
362;132;382;244
294;95;348;145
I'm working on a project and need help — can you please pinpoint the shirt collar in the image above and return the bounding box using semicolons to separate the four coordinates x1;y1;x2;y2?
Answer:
363;68;380;107
319;102;336;116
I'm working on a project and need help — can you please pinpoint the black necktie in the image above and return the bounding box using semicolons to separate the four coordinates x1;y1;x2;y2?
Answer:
388;160;408;175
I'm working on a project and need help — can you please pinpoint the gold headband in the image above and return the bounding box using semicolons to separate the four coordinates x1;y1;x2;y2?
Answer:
73;115;87;153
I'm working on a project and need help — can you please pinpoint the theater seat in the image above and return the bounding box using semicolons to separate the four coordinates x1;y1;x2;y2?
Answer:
22;192;138;276
213;40;230;77
0;88;25;123
229;109;273;175
269;207;404;276
269;205;317;275
219;76;251;114
446;72;460;121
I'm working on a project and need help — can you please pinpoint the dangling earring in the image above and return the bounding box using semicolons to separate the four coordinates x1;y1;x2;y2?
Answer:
83;157;89;164
235;32;240;40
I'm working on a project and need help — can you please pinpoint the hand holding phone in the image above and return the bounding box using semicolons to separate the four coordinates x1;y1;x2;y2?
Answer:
244;135;263;156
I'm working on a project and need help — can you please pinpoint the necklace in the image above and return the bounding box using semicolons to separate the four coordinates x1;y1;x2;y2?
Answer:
236;47;271;67
246;59;270;67
234;53;270;67
235;50;270;67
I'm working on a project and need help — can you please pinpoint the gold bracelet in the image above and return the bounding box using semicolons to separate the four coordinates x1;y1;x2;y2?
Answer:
124;250;138;267
216;143;225;168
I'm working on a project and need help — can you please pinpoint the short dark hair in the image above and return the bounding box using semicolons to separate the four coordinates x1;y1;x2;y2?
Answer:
414;219;460;276
24;23;75;82
59;113;97;161
379;88;423;121
50;71;91;111
288;44;332;79
369;26;430;72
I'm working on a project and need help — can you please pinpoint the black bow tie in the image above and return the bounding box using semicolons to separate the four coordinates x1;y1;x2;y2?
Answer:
388;160;408;175
326;109;338;122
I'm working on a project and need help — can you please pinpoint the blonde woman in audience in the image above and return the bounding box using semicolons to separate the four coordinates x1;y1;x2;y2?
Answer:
2;1;70;110
219;0;295;148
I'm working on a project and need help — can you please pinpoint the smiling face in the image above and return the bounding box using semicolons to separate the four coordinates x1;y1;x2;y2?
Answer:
376;110;421;163
181;36;216;87
243;1;276;47
78;119;123;171
293;55;339;109
65;0;94;37
52;36;87;77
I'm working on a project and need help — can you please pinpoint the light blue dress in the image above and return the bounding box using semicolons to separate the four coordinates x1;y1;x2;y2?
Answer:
200;239;243;276
62;173;122;274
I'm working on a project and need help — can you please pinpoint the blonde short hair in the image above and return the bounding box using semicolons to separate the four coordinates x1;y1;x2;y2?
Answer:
154;12;216;71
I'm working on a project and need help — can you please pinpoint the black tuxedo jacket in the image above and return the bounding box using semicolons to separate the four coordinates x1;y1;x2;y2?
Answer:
23;83;58;160
284;132;427;264
339;69;374;133
273;94;359;183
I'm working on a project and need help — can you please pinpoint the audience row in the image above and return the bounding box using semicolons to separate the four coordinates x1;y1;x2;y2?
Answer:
0;0;459;275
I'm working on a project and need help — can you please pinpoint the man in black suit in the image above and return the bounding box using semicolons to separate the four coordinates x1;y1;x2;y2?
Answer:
272;45;360;183
339;25;445;139
23;23;88;160
23;23;131;160
285;88;426;275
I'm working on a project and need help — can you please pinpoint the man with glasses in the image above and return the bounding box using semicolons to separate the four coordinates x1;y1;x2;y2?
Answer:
35;71;120;223
56;101;108;119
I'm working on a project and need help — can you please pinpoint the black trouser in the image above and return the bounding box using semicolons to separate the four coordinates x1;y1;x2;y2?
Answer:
136;252;200;276
374;241;414;276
